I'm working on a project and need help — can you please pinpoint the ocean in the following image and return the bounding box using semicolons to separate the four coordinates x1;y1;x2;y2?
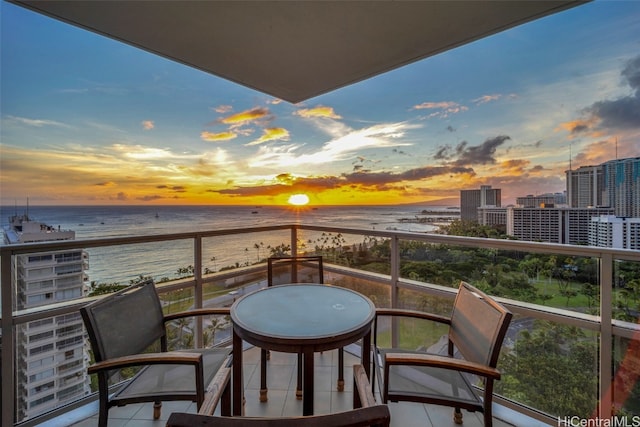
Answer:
1;204;458;286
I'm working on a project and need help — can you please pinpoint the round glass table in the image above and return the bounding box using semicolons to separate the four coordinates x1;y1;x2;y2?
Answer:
230;284;375;416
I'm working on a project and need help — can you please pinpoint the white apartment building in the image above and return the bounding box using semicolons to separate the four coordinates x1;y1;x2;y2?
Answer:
589;215;640;250
3;213;91;421
507;206;615;244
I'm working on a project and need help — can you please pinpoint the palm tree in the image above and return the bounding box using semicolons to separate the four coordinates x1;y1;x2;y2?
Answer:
206;315;230;347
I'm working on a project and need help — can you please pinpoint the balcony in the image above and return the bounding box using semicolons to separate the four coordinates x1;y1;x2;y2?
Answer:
2;224;639;426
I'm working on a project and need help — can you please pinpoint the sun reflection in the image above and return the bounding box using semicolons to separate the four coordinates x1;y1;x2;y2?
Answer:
288;194;310;206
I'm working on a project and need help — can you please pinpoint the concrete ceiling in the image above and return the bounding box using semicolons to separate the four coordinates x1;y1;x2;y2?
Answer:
11;1;586;104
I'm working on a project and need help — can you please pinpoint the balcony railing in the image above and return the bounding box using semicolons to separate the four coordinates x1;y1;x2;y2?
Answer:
1;223;639;426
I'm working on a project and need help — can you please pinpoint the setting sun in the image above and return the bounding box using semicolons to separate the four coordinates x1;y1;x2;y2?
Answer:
288;194;310;206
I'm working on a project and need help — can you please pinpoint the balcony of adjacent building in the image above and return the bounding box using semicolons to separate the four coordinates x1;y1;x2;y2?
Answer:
2;223;639;427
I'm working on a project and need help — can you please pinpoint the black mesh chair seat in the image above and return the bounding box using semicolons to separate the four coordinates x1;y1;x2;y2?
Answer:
114;348;230;401
372;282;512;426
80;280;232;427
377;348;480;407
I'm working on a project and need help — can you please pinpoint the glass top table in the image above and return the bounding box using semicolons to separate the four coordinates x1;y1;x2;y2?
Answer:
230;284;375;416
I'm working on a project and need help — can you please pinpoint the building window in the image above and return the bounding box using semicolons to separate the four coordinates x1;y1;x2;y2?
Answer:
29;343;54;356
29;394;55;409
30;381;55;395
28;356;55;370
29;368;54;382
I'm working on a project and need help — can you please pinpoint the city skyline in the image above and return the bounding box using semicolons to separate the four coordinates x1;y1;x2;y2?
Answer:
1;1;639;207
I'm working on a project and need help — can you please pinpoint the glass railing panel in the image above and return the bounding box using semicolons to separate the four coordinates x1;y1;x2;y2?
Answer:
162;287;232;350
14;314;91;424
297;231;392;276
397;287;453;316
87;239;195;292
159;285;195;315
612;335;640;417
398;240;602;314
613;258;640;324
496;318;599;419
202;230;291;274
330;273;392;308
374;310;450;351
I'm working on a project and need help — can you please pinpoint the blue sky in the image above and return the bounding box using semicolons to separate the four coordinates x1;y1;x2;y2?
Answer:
1;1;639;206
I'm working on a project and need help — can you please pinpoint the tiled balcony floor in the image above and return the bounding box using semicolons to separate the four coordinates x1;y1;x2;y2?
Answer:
66;346;518;427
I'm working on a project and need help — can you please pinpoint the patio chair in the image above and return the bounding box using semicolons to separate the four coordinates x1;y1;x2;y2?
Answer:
372;281;512;426
166;364;390;427
80;280;233;427
260;256;345;402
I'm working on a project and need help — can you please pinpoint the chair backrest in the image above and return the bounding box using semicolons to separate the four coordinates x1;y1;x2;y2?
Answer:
166;404;390;427
448;282;512;368
267;256;324;286
80;280;166;363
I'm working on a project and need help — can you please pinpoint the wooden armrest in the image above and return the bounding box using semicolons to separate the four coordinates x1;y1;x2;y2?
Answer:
353;364;376;408
198;365;232;415
88;351;203;374
384;352;501;380
375;308;451;325
164;308;231;322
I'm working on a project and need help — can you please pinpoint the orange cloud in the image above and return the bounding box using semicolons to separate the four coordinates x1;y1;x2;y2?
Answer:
219;107;270;125
557;117;601;138
201;131;237;142
499;159;530;174
295;106;342;119
141;120;154;130
573;139;619;167
245;127;290;146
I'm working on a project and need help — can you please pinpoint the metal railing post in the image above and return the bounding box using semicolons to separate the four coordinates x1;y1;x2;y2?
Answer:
599;252;613;418
390;235;400;348
1;248;16;427
194;235;204;348
291;226;298;257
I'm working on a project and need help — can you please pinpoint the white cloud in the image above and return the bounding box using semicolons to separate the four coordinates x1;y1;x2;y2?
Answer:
6;115;72;128
248;122;420;168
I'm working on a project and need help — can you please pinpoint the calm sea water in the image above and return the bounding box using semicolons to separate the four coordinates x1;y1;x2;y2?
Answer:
1;204;458;285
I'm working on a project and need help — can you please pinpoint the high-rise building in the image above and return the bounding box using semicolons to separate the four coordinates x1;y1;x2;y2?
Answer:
460;185;501;221
589;215;640;250
3;213;90;421
507;206;614;244
566;165;604;208
602;157;640;218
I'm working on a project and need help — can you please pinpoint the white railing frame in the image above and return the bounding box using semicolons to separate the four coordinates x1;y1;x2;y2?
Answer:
1;223;639;426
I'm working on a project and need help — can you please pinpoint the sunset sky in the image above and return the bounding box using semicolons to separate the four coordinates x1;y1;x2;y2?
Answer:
1;1;639;207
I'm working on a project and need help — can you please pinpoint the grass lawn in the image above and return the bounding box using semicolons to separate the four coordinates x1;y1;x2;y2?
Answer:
531;279;598;310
